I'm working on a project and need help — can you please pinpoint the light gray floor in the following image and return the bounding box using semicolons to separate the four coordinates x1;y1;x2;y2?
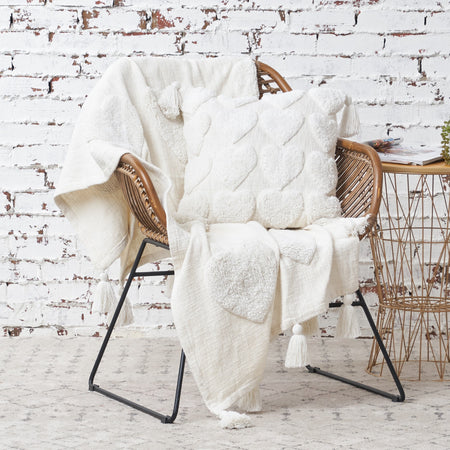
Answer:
1;335;449;449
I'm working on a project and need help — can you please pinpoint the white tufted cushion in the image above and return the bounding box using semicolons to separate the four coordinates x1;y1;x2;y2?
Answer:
178;87;349;229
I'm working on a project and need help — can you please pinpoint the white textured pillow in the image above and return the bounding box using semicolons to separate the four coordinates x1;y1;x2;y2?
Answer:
178;87;353;229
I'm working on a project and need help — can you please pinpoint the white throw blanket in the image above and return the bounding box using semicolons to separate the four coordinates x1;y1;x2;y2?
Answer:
55;56;365;426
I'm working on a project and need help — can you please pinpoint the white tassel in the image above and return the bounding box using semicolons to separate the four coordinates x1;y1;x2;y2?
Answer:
339;95;360;137
218;410;253;429
236;387;262;412
92;274;134;327
109;289;134;327
158;82;181;120
285;323;310;368
92;273;116;315
336;294;361;339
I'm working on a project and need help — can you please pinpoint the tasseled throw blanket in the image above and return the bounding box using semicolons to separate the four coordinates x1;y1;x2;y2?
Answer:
55;56;366;427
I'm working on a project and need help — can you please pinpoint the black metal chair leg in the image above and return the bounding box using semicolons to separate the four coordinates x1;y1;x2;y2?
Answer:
306;289;406;403
89;238;186;423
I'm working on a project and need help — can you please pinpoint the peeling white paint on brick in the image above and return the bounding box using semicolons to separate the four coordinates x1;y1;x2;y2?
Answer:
7;6;79;32
0;30;49;52
385;34;450;56
48;76;97;99
12;54;81;76
0;98;81;123
146;8;219;33
0;76;50;97
219;9;282;32
0;53;12;70
9;144;66;167
255;32;317;54
289;10;356;34
79;8;148;32
356;10;427;33
0;123;74;145
316;33;384;56
1;0;449;336
184;30;249;54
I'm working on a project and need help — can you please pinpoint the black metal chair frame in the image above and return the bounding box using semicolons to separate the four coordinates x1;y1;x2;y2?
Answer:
89;238;185;423
89;236;405;424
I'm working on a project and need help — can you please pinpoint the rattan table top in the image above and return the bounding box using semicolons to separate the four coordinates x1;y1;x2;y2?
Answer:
381;160;450;175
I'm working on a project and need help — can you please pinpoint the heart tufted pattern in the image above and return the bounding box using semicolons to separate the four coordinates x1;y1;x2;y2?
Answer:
212;190;256;223
260;109;304;146
206;241;278;323
184;111;211;156
260;144;304;189
256;189;304;229
184;155;212;194
179;87;348;229
214;145;258;190
270;230;317;264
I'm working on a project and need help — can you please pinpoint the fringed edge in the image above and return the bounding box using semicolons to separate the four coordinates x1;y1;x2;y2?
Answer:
91;273;134;327
339;95;360;138
285;323;310;368
92;272;117;315
218;410;253;429
110;289;134;327
236;387;262;413
336;294;361;339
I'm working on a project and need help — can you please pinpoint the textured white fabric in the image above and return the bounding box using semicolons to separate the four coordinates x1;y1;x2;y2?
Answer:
269;217;366;331
54;56;365;421
92;273;134;327
336;293;362;339
54;56;259;277
91;273;117;315
206;240;278;323
236;387;262;412
285;324;310;368
178;87;353;229
170;221;279;415
218;410;253;429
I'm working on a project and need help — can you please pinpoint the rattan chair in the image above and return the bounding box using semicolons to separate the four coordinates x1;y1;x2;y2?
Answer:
88;61;405;423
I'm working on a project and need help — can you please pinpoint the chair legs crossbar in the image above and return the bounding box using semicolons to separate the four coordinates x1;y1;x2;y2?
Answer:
89;240;405;424
306;289;406;403
88;238;186;424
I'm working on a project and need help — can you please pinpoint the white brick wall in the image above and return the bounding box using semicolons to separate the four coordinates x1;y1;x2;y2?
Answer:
1;0;449;337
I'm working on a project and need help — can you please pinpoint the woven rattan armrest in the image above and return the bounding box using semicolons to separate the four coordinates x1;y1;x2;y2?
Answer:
335;138;382;238
116;152;168;245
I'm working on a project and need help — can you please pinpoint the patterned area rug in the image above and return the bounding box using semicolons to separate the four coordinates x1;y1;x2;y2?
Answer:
1;335;449;449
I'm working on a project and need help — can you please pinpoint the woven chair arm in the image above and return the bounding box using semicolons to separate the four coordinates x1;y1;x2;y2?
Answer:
116;153;169;244
335;138;382;239
256;61;291;96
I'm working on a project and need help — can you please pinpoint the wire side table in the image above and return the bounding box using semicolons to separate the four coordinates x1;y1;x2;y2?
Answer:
368;161;450;381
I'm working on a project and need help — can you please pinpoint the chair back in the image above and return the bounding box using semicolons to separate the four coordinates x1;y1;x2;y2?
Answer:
116;61;382;243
